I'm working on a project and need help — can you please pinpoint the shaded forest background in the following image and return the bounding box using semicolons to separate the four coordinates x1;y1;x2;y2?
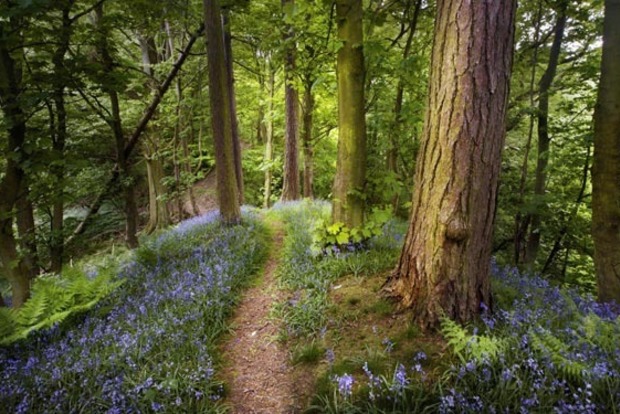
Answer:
0;0;603;301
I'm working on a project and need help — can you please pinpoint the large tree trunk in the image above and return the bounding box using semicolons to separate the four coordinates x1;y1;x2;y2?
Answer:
524;2;568;268
385;0;516;330
203;0;241;224
302;77;315;199
223;11;245;204
592;0;620;303
281;0;300;202
332;0;367;228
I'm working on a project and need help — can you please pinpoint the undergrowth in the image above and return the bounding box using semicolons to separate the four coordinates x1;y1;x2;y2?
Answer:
0;208;269;413
272;200;620;413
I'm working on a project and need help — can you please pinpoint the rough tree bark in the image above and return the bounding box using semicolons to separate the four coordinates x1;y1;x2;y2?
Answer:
524;1;568;268
332;0;366;228
203;0;241;224
592;0;620;303
385;0;516;329
281;0;300;201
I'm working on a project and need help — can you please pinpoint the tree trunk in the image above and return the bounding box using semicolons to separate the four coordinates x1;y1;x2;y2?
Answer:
514;0;543;266
332;0;366;228
49;2;73;273
524;2;568;268
203;0;241;224
144;141;170;234
592;0;620;303
139;36;171;232
263;64;275;208
281;0;300;202
385;0;516;330
16;182;39;279
302;77;315;199
223;11;245;204
0;14;31;307
388;0;422;212
95;5;139;248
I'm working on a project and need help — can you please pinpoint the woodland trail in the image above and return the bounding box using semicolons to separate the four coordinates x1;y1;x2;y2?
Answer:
220;223;302;413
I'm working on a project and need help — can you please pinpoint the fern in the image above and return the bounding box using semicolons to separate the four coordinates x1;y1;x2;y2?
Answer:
0;266;122;346
441;318;506;362
531;330;587;380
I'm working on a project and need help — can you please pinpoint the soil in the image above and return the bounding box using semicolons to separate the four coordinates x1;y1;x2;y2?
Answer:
219;226;306;414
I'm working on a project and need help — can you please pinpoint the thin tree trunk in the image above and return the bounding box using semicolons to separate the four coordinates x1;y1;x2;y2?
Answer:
0;14;31;307
140;36;171;232
592;0;620;303
385;0;516;329
263;64;275;208
95;5;139;248
302;76;315;199
542;143;590;274
281;0;300;201
16;182;39;279
387;0;422;211
333;0;366;228
66;27;203;244
223;11;245;203
203;0;241;224
524;1;568;268
514;0;543;266
50;1;74;273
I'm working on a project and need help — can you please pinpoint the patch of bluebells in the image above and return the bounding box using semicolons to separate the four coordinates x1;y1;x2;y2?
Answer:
0;209;268;413
320;262;620;412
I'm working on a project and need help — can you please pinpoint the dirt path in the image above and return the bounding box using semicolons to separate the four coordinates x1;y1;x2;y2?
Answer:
220;225;300;413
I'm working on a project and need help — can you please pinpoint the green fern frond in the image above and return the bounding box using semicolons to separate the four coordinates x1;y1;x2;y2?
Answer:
441;318;506;362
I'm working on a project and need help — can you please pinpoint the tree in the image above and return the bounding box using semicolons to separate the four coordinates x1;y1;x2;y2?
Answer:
592;0;620;303
280;0;300;201
332;0;366;228
524;0;568;268
0;5;32;307
385;0;517;329
203;0;241;224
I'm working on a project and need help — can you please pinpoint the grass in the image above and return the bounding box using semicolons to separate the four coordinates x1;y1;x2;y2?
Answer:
271;200;620;414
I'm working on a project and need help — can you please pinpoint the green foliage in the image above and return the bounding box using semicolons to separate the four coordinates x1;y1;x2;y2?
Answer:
0;266;122;345
312;208;392;253
441;318;506;362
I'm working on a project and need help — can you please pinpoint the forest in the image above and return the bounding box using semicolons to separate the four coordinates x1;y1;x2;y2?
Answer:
1;0;620;412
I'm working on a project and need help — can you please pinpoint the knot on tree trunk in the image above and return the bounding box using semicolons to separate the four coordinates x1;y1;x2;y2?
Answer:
445;214;469;242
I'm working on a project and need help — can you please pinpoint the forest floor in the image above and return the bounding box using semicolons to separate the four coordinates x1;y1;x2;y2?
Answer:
219;222;312;413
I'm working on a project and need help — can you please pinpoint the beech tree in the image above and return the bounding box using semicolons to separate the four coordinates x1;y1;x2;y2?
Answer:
332;0;366;228
203;0;241;224
386;0;517;329
592;0;620;303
